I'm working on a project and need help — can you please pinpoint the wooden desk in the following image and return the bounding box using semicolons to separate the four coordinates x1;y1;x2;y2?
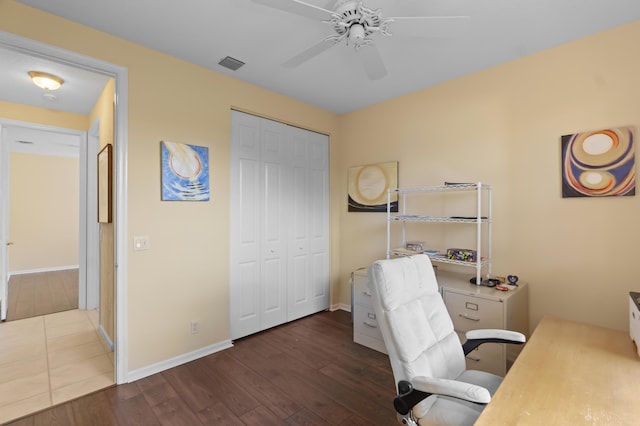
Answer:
475;316;640;425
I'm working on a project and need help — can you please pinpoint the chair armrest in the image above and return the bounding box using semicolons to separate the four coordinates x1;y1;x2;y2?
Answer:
393;377;491;415
462;329;526;355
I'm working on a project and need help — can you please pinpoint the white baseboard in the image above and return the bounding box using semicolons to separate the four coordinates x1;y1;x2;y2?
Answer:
9;265;80;275
126;340;234;383
330;303;351;312
98;324;114;351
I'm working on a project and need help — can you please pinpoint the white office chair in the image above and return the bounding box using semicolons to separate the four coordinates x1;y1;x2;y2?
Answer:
368;254;525;425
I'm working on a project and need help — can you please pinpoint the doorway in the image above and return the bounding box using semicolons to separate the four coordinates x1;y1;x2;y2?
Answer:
0;30;129;387
1;122;98;322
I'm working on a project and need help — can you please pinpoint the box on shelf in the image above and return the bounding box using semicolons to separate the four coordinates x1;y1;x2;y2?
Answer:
405;241;424;251
446;248;477;262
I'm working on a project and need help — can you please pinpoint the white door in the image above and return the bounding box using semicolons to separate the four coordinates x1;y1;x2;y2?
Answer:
287;127;329;321
259;118;289;330
230;111;329;339
230;112;262;338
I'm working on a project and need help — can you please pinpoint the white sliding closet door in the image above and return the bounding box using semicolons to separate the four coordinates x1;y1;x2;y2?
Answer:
259;118;289;330
230;111;329;340
287;126;329;321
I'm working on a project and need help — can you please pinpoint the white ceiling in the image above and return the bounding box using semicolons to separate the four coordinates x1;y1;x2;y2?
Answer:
4;0;640;115
0;46;110;115
5;125;81;158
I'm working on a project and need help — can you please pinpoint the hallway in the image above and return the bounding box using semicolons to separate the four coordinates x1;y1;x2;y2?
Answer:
0;309;114;423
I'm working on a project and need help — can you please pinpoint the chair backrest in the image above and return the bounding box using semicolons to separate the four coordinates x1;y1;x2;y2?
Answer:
368;255;466;386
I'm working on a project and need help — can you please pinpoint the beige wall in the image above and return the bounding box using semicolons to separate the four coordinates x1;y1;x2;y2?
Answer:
0;100;88;130
8;153;79;271
0;101;87;274
0;1;341;372
339;20;640;333
89;78;116;345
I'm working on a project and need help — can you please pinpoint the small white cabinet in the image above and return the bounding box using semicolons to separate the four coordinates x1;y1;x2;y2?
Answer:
352;268;387;354
439;271;529;376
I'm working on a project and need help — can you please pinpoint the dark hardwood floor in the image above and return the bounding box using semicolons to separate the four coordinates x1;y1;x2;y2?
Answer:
7;310;397;425
6;269;79;321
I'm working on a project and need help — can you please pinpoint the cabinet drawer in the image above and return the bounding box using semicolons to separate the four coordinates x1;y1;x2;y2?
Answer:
353;305;384;340
353;274;374;308
444;291;503;331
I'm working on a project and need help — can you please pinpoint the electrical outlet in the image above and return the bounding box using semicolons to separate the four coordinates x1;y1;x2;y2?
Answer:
190;320;200;335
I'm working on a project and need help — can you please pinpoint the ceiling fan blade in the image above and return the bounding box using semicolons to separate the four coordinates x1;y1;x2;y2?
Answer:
357;44;387;80
251;0;333;21
323;0;339;10
387;16;471;38
283;38;339;68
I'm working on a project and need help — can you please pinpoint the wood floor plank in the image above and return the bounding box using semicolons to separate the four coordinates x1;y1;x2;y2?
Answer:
68;391;118;425
7;270;79;321
6;311;398;425
198;351;302;419
163;357;261;417
152;395;203;426
239;405;287;425
196;401;245;425
110;394;161;426
35;274;54;316
47;273;68;314
13;275;36;320
283;407;331;425
227;336;355;424
135;374;179;408
102;384;160;426
320;362;394;409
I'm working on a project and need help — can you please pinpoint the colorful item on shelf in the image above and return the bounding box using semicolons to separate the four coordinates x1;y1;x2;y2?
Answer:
446;248;477;262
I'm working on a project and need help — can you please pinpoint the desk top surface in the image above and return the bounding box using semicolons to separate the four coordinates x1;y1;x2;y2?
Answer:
475;316;640;425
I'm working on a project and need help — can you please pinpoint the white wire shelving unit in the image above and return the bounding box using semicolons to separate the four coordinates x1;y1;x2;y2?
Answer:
386;182;492;285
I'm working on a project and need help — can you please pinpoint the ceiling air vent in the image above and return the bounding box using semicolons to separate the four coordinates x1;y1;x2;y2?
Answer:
218;56;245;71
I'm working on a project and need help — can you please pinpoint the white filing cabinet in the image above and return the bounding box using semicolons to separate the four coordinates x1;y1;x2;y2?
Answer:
439;270;529;376
352;268;387;354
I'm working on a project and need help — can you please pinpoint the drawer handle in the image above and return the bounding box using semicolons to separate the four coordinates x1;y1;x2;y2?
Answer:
363;320;378;328
459;313;480;322
363;290;372;297
466;356;481;362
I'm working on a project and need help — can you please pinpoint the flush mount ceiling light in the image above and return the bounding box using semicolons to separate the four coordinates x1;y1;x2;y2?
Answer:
28;70;64;91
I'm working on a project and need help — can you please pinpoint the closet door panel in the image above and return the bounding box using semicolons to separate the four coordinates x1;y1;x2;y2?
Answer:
309;133;329;308
237;261;259;320
288;129;329;320
312;252;329;298
287;128;311;320
230;112;262;339
260;120;289;329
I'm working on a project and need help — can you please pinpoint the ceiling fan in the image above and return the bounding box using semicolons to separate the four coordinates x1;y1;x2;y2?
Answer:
252;0;469;80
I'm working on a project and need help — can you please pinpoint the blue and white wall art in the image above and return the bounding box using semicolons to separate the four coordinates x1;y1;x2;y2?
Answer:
161;141;210;201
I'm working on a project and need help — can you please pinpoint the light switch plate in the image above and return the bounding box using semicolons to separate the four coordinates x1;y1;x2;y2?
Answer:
133;236;150;251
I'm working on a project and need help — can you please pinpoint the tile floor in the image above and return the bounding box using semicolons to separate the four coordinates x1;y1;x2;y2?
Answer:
0;309;114;424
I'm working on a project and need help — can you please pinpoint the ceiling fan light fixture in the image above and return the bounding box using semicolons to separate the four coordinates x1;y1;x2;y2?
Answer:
349;24;365;45
28;71;64;91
